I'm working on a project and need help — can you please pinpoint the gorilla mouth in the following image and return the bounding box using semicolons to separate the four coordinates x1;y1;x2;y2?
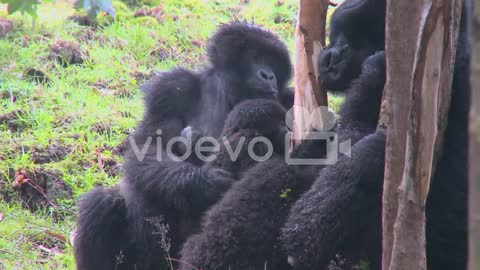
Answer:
256;88;278;99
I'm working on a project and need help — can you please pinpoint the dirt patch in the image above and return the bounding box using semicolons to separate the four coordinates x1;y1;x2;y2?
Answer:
90;122;113;135
101;139;129;157
134;5;164;22
67;15;98;27
0;109;28;132
130;70;156;84
274;15;289;24
48;40;89;67
114;87;136;98
0;18;14;38
52;114;74;128
31;144;71;164
0;89;17;103
93;79;136;98
74;28;98;43
24;68;50;84
150;47;170;61
102;156;123;178
7;168;72;213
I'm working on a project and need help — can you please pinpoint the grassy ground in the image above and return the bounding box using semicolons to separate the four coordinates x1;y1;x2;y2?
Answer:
0;1;341;269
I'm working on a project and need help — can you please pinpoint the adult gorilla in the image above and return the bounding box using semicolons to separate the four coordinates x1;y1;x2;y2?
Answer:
282;0;470;269
74;22;293;270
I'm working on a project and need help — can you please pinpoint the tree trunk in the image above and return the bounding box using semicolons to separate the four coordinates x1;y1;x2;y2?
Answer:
382;1;462;269
291;0;329;148
469;1;480;269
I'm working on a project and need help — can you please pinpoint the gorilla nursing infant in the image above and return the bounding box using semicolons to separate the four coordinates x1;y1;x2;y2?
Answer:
75;0;470;269
74;21;294;269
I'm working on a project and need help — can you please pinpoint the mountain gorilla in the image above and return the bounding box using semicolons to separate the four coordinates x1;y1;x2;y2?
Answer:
282;0;470;269
74;22;293;270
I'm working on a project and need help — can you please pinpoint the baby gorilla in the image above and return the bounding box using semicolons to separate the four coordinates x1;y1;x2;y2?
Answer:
212;98;288;175
172;99;289;269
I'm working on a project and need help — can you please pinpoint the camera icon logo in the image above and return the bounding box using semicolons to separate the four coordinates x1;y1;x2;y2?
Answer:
284;106;351;165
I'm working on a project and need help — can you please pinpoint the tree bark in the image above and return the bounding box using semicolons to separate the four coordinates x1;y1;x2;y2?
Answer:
382;1;462;269
291;0;329;147
469;1;480;269
381;1;422;267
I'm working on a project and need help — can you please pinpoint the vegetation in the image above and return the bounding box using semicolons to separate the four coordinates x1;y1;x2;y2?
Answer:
0;1;339;268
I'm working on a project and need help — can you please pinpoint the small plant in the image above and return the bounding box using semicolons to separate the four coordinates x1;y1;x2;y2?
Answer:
75;0;116;20
0;0;52;29
280;188;292;198
1;0;45;17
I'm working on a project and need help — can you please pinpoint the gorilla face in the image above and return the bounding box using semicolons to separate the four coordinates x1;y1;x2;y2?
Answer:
244;60;280;100
318;0;386;92
207;21;292;102
319;35;376;91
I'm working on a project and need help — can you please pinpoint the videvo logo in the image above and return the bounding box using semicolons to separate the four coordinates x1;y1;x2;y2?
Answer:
284;106;351;165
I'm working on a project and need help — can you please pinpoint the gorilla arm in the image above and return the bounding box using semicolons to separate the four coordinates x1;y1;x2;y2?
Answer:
123;68;234;214
281;131;386;269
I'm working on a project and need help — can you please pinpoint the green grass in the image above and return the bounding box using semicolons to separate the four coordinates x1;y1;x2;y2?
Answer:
0;1;341;268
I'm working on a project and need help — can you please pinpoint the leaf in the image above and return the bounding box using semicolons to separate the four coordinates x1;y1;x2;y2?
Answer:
23;3;39;18
7;0;40;17
7;0;23;14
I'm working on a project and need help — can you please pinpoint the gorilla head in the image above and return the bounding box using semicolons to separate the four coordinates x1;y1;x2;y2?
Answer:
207;21;292;100
318;0;386;91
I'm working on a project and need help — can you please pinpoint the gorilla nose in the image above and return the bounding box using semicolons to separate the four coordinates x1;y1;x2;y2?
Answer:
322;44;349;71
257;69;277;89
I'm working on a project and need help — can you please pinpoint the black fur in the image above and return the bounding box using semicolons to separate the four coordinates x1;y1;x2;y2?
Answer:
179;51;387;270
319;0;385;92
74;22;292;270
74;187;133;270
282;0;470;269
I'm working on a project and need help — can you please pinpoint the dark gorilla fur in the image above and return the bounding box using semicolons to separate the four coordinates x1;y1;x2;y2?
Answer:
179;51;387;270
281;0;470;269
319;0;385;91
74;22;293;270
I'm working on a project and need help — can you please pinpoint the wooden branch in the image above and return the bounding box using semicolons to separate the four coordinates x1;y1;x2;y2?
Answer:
469;1;480;269
382;0;462;269
291;0;329;148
